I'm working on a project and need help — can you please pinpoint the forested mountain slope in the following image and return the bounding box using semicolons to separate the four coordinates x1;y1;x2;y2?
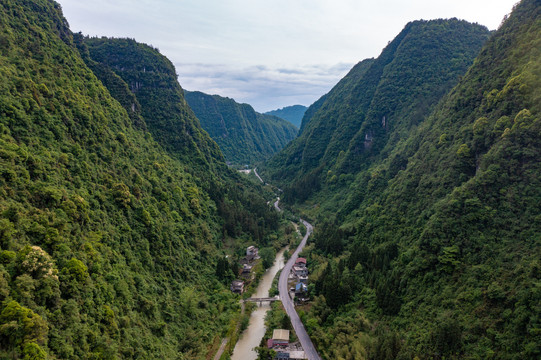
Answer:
278;1;541;359
265;105;307;128
262;19;491;204
0;1;278;358
184;90;298;166
78;36;279;241
77;37;223;173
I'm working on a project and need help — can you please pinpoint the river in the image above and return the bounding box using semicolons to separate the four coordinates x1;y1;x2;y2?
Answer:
230;247;287;360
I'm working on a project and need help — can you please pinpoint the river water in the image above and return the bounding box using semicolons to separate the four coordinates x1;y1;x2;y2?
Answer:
231;247;287;360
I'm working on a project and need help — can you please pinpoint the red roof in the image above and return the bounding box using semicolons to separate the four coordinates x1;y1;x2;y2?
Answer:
295;257;307;264
267;339;274;348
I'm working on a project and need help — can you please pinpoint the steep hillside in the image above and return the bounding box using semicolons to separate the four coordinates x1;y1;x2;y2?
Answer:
183;90;298;166
79;37;282;238
76;38;223;174
265;105;307;128
262;19;490;204
265;58;375;189
289;1;541;359
0;1;278;359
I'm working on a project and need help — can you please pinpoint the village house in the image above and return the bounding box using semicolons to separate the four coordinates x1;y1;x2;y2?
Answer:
292;258;308;282
267;329;307;359
289;257;308;285
241;263;253;279
246;245;259;262
230;280;244;294
292;264;308;278
275;351;307;359
295;283;308;298
295;257;307;268
269;329;289;348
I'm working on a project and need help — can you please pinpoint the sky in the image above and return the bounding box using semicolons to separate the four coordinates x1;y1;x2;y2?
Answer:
58;0;518;112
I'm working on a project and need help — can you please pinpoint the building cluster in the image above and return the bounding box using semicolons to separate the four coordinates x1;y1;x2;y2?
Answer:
267;329;306;359
230;246;259;294
289;257;309;302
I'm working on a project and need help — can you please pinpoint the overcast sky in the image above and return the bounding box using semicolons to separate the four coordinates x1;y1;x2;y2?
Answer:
58;0;518;112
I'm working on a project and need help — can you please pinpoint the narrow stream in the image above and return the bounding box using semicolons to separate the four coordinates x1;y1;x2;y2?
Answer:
231;247;287;360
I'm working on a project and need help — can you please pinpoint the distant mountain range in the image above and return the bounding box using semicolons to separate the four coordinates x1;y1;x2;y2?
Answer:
265;105;307;128
185;91;298;166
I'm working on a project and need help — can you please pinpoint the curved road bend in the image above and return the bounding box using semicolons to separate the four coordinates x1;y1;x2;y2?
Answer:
253;168;264;183
275;199;321;360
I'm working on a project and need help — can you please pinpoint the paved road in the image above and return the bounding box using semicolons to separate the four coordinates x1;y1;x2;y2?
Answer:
213;301;245;360
273;197;280;211
213;337;229;360
276;205;321;360
253;168;264;183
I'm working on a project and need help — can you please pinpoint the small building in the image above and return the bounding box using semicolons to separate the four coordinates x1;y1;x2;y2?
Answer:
230;280;244;294
295;283;308;297
292;265;308;278
295;258;307;268
241;264;253;278
274;350;306;360
272;329;290;347
246;245;259;261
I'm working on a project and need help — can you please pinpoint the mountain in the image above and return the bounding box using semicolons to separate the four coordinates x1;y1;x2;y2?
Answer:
0;1;280;358
265;105;307;128
262;19;491;205
264;2;541;359
76;38;223;172
184;90;298;166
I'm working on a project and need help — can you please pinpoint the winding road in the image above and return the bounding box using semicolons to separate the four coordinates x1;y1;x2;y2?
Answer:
275;200;321;360
227;167;320;360
253;168;264;183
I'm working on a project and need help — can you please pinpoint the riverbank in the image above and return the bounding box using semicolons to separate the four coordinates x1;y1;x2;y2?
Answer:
230;247;288;360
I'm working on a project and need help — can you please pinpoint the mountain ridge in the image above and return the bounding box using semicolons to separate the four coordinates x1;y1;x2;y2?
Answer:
261;2;540;358
0;2;280;358
184;90;298;166
265;104;307;128
262;18;491;204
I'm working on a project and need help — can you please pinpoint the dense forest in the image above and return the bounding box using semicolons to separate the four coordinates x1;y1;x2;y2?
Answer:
1;0;540;359
263;1;540;359
184;91;298;166
265;105;307;128
0;1;280;359
263;19;491;203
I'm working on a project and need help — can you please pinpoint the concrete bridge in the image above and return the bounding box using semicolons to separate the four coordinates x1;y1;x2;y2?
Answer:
243;296;280;305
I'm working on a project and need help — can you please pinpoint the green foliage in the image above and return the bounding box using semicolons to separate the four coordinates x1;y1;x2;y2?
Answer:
22;342;47;360
0;300;48;354
0;1;280;358
255;346;276;360
263;1;541;358
259;247;276;269
185;91;298;166
262;19;490;206
62;258;88;282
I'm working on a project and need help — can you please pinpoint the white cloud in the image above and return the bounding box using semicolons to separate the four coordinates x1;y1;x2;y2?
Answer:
58;0;517;111
177;62;354;112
